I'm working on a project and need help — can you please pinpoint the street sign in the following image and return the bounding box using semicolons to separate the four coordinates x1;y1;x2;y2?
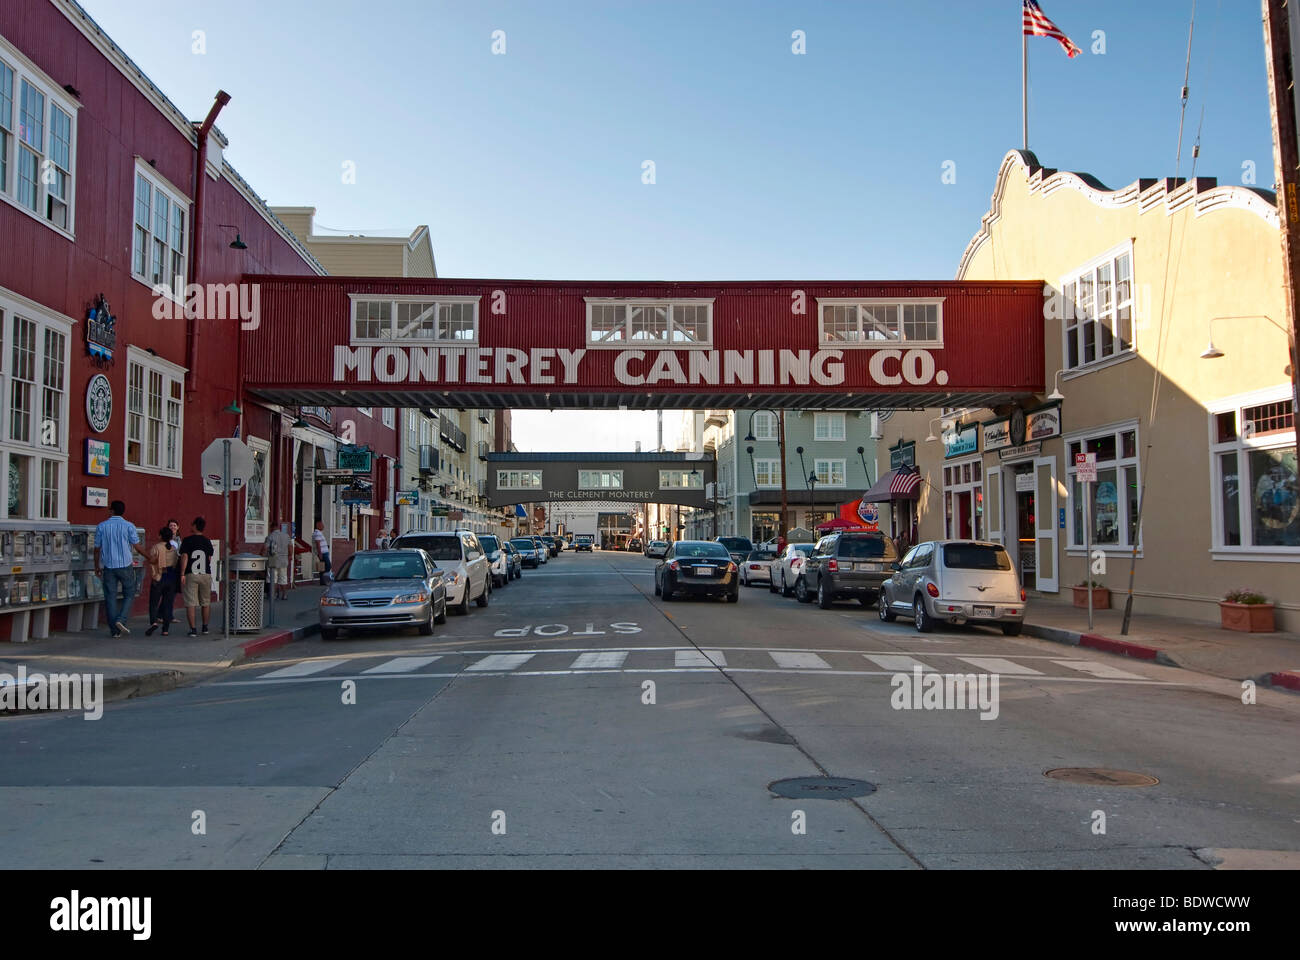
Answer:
201;438;256;494
396;489;419;506
1075;452;1097;483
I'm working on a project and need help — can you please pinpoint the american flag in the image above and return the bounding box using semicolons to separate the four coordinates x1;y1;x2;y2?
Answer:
1023;0;1080;58
889;465;922;497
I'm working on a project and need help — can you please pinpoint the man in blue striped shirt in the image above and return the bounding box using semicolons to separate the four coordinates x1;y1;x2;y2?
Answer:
94;500;148;638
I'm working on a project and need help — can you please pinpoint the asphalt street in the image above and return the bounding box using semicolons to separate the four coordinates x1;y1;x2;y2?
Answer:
1;549;1297;869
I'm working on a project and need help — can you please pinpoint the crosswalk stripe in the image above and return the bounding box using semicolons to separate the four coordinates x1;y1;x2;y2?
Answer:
1053;659;1147;680
674;649;727;667
570;651;629;669
863;654;934;672
467;653;535;672
769;651;830;669
257;659;351;679
362;656;442;674
957;657;1043;675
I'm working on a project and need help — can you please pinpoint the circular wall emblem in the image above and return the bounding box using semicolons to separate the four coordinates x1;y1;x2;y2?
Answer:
86;374;112;432
1009;407;1027;447
858;501;879;525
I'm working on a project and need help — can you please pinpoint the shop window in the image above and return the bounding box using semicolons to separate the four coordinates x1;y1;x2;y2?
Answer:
943;455;983;540
1209;393;1298;554
0;299;70;520
1066;424;1141;550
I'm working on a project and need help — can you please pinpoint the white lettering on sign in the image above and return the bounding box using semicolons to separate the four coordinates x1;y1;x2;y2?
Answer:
332;346;949;388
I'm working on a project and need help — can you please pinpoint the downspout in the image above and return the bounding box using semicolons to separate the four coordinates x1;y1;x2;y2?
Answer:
186;90;231;397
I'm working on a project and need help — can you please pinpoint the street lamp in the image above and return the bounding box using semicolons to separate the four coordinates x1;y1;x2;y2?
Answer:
743;408;789;546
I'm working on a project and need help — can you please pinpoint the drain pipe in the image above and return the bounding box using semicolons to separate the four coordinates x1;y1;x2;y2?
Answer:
186;90;231;397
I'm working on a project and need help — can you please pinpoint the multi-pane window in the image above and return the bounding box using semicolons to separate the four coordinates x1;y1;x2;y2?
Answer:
943;458;983;540
350;298;479;342
1066;426;1141;549
9;315;36;444
814;412;845;441
817;300;944;345
0;301;70;521
751;410;778;441
0;45;76;233
497;470;542;489
754;458;781;487
131;164;187;296
578;470;623;489
41;328;64;448
659;470;704;489
585;300;713;347
382;408;394;428
813;459;846;486
126;349;184;476
1062;246;1133;370
1210;394;1298;551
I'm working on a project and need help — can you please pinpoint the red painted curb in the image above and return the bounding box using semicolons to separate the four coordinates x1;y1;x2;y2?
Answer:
1078;633;1161;660
1269;672;1300;691
238;629;297;661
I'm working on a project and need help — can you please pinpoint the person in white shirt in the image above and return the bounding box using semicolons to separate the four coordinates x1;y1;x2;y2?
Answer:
375;527;392;550
312;520;330;584
264;523;293;601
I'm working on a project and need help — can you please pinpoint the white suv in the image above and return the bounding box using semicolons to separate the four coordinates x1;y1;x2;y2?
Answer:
390;530;491;615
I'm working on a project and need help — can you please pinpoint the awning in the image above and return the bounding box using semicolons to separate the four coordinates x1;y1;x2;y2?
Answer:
863;469;920;503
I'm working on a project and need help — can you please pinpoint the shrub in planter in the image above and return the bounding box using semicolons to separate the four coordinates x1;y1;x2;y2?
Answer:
1219;589;1275;633
1072;580;1110;610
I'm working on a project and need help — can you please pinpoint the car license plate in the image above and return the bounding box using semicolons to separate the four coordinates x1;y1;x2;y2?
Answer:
695;566;714;576
974;604;995;617
856;562;880;571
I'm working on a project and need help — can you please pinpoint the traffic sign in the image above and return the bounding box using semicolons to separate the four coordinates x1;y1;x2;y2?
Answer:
201;438;256;494
1075;452;1097;483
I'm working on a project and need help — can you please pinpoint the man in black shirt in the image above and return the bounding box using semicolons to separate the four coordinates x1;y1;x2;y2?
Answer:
179;517;215;637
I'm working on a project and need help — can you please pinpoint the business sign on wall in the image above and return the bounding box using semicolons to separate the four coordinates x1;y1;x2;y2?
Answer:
943;423;979;459
889;440;916;470
85;439;110;476
983;402;1061;452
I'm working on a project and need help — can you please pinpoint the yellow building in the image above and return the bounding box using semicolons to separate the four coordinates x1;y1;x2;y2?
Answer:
877;150;1297;628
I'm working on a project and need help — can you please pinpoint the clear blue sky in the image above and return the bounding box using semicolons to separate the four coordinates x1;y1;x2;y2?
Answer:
82;0;1277;450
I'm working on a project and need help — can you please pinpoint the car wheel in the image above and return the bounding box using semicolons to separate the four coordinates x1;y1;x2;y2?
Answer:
455;587;471;616
782;572;794;598
768;576;777;594
796;576;812;603
662;577;674;602
878;592;896;622
1002;622;1023;636
859;594;875;606
418;608;434;636
477;580;490;607
726;589;739;603
913;596;934;633
435;598;448;624
817;577;833;609
320;627;338;642
653;575;661;596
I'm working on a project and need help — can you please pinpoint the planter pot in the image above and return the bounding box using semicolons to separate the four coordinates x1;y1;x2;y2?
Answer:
1219;602;1275;633
1072;586;1110;610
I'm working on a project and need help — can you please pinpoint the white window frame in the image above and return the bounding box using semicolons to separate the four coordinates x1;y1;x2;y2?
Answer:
382;408;394;429
942;455;984;540
813;458;846;487
124;345;186;478
130;159;189;302
578;469;623;490
348;295;481;345
244;435;270;543
752;410;778;441
1059;240;1136;376
658;469;704;489
0;291;72;523
815;298;944;348
814;412;845;442
497;469;542;490
754;457;781;488
583;299;714;349
0;39;78;239
1207;385;1299;561
1063;419;1142;556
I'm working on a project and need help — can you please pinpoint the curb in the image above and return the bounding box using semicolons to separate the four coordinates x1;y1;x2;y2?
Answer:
1021;623;1181;667
229;621;319;667
1266;671;1300;692
103;669;186;703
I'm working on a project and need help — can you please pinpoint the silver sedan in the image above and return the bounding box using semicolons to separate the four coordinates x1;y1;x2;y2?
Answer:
318;548;448;641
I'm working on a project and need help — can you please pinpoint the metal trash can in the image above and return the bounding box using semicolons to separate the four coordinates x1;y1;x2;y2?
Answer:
228;553;267;633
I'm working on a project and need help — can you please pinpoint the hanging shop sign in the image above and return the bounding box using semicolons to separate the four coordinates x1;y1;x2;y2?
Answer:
316;468;358;484
998;441;1042;461
336;444;373;473
943;422;979;459
889;440;916;470
85;294;116;363
340;483;373;505
1026;401;1062;441
85;439;110;477
1009;407;1028;447
395;490;419;506
982;417;1011;452
86;374;112;433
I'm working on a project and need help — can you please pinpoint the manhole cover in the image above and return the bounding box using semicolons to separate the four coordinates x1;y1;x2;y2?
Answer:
1045;768;1159;787
769;777;876;799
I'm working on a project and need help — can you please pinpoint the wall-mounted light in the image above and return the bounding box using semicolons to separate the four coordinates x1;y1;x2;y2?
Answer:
1047;369;1066;401
1200;316;1285;360
218;224;247;249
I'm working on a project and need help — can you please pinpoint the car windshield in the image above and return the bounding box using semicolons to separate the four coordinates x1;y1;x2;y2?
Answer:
480;536;499;551
839;535;896;560
747;550;776;560
339;554;427;581
943;543;1012;570
394;537;462;561
673;543;731;559
651;541;667;547
510;539;535;550
718;537;753;551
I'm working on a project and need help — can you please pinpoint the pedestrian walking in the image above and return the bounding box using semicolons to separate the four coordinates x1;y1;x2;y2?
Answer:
94;500;148;637
264;522;292;601
179;517;214;637
375;527;392;550
144;527;179;636
312;520;331;584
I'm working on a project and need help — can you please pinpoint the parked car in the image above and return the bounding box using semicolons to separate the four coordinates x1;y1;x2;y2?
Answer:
511;537;542;568
479;534;512;588
796;531;899;607
644;540;670;559
653;540;739;603
531;536;549;563
770;542;818;596
714;536;755;565
390;530;491;615
627;537;643;552
879;540;1027;635
541;535;559;558
318;548;448;641
739;548;778;587
501;540;523;579
573;535;594;552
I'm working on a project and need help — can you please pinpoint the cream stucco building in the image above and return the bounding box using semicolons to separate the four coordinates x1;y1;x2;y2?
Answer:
876;150;1298;628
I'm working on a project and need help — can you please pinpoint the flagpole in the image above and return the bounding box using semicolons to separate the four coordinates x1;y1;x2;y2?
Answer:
1022;13;1028;150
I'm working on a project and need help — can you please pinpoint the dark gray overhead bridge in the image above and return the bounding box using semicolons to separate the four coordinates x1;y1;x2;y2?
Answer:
486;452;716;508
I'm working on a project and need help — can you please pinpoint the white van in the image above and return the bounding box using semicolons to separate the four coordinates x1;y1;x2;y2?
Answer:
390;530;491;615
878;540;1026;634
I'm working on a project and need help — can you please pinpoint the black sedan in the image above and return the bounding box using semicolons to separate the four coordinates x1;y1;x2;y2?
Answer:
510;537;542;568
653;540;739;602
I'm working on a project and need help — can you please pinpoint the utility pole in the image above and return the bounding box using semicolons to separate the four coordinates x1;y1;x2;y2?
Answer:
1262;0;1300;471
778;410;789;545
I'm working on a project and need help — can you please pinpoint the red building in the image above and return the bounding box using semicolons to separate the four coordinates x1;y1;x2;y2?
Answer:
0;0;398;638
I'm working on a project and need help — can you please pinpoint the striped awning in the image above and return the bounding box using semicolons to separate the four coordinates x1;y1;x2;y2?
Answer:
863;467;921;502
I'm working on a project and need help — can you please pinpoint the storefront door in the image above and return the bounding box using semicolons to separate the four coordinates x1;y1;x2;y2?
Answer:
1032;455;1059;593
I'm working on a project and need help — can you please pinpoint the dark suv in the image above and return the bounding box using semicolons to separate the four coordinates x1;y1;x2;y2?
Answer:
797;531;899;608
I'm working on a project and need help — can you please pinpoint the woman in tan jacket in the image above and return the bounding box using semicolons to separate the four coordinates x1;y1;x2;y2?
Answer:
144;527;179;636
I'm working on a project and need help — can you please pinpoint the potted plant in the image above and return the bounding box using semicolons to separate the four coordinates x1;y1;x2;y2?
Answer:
1072;580;1110;610
1219;589;1275;633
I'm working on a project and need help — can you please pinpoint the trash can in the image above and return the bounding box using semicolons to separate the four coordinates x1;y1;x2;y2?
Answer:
228;553;267;633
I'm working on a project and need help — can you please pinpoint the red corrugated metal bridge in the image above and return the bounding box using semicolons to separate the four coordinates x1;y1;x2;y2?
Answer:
239;277;1043;409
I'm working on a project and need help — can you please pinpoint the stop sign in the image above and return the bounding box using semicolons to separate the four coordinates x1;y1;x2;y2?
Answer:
201;438;256;493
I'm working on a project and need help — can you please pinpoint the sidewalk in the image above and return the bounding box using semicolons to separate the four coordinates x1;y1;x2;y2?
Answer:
1022;598;1300;690
0;584;322;707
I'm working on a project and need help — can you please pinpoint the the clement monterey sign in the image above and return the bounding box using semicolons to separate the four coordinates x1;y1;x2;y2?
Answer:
239;278;1044;409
